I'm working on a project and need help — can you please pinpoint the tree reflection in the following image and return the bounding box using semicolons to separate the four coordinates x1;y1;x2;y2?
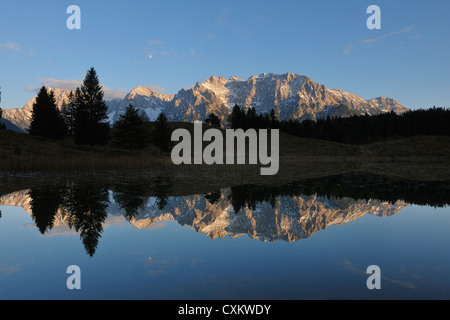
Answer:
205;190;222;205
228;185;290;214
288;173;450;208
153;176;172;210
112;182;149;219
111;176;172;216
27;176;175;257
28;187;64;234
62;182;109;257
224;173;450;213
28;182;109;257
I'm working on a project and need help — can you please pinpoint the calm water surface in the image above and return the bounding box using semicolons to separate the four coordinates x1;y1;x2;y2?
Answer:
0;174;449;300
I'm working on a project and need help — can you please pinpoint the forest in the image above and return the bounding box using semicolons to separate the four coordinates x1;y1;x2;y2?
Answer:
226;104;450;144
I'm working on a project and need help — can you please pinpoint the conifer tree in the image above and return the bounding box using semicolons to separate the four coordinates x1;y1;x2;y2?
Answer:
152;112;172;153
269;109;278;128
29;86;67;139
228;104;245;129
205;113;221;128
73;67;109;146
61;90;78;136
113;104;149;152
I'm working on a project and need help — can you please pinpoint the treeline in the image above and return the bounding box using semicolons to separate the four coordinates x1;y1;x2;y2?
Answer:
27;67;172;153
225;104;450;144
205;172;450;213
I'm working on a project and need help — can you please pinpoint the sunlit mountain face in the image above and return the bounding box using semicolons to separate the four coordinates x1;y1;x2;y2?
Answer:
2;73;409;133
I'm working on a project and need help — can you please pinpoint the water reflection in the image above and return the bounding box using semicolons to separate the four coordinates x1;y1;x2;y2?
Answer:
1;173;449;257
62;183;109;257
28;183;109;256
29;186;65;234
112;182;152;220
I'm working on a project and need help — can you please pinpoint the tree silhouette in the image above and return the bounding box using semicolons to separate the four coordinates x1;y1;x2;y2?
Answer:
112;104;149;153
61;90;77;136
269;109;277;124
152;112;172;153
112;182;149;219
229;185;279;214
205;113;221;128
73;67;110;146
228;104;246;129
205;190;222;205
62;183;109;257
28;186;64;234
29;87;67;139
226;104;450;144
154;176;172;210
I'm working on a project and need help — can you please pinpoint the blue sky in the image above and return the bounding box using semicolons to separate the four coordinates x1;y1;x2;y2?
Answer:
0;0;449;110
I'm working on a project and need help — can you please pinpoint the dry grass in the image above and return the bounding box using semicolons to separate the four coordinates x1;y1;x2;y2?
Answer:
0;129;171;173
1;127;450;183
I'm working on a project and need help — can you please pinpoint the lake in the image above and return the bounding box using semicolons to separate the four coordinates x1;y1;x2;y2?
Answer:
0;172;450;300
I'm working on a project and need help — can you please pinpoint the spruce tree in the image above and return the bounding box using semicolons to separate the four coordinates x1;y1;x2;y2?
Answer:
113;104;149;152
269;109;278;128
61;90;77;136
228;104;245;129
205;113;221;128
29;86;67;139
73;67;109;146
152;112;172;153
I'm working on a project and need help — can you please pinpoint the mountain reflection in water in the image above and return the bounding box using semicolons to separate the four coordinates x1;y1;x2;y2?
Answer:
0;173;449;257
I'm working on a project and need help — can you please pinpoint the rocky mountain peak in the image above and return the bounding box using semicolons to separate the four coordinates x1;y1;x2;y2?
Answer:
126;86;173;101
368;97;409;113
2;73;410;132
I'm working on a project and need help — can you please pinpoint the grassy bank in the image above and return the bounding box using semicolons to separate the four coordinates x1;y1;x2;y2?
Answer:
1;123;450;183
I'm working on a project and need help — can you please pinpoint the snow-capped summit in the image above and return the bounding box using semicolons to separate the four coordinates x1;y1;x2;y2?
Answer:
107;86;175;123
125;86;173;101
368;97;409;114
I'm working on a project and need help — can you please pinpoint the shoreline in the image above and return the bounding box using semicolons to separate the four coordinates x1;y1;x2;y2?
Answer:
1;158;450;196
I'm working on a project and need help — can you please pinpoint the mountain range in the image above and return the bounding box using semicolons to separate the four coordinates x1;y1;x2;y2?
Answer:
0;188;408;243
1;73;409;133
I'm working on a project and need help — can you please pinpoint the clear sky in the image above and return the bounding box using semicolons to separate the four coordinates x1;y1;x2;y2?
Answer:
0;0;449;110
